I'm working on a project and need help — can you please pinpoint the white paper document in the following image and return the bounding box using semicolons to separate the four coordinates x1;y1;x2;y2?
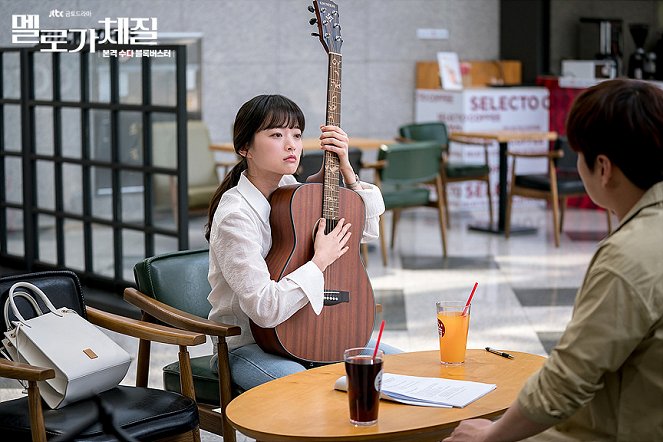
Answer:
334;373;496;408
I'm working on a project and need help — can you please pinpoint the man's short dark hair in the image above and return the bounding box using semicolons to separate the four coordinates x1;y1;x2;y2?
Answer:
566;79;663;190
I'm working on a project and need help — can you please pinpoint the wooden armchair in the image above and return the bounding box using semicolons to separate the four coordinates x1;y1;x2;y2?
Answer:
0;271;205;442
126;249;241;442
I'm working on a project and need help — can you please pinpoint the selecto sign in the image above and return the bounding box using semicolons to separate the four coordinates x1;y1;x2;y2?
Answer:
469;94;550;112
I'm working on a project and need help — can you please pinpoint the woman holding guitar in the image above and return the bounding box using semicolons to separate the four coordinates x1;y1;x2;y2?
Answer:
204;94;397;390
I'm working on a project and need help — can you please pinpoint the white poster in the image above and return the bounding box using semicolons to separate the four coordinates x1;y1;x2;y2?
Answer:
437;52;463;91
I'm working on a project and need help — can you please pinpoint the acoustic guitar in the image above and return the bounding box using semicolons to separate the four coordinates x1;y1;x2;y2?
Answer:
250;0;376;365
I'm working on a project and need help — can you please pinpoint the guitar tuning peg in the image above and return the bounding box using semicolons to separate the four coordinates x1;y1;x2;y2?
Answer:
333;23;341;29
335;36;342;41
308;5;315;13
311;32;320;37
309;18;317;25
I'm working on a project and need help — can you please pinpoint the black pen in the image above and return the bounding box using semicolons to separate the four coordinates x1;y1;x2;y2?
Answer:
485;347;514;359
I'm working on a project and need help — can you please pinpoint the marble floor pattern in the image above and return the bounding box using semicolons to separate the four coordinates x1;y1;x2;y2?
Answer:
0;204;614;441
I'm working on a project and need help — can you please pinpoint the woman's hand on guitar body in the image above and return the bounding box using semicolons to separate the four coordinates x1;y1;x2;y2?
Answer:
311;218;352;272
319;125;357;185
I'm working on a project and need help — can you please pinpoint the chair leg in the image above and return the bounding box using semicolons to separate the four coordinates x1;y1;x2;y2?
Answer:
551;196;561;247
178;346;196;401
505;190;514;239
379;214;388;266
442;183;450;228
136;312;154;388
559;196;568;234
28;381;47;442
192;426;202;442
437;204;448;257
361;243;369;267
217;341;237;442
486;179;494;227
390;209;401;249
435;176;448;257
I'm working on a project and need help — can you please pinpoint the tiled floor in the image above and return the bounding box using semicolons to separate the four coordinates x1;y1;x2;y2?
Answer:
0;203;613;441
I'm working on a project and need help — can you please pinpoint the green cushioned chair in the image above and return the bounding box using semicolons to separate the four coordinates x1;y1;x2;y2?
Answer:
126;249;241;442
364;141;448;265
399;122;493;228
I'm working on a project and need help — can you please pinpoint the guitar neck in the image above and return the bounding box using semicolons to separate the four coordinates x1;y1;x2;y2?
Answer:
323;52;342;226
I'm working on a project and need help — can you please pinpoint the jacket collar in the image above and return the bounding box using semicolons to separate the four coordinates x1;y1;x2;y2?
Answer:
603;181;663;241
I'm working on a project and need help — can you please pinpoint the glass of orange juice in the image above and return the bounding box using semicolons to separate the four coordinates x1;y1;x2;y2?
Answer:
436;301;470;364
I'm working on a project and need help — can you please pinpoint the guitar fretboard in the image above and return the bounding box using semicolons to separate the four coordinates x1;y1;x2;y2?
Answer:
323;52;342;232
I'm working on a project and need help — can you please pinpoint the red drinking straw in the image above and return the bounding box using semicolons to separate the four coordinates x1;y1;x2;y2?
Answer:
372;319;386;361
462;282;478;316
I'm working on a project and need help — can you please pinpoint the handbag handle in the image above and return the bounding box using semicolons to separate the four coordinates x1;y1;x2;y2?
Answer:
3;291;43;331
7;282;62;326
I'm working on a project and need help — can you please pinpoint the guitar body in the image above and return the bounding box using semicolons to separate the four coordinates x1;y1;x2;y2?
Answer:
250;183;375;364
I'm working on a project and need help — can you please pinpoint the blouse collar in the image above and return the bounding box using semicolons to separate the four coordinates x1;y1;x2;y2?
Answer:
236;171;292;223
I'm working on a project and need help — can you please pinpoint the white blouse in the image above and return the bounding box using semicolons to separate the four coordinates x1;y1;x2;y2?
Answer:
208;172;385;350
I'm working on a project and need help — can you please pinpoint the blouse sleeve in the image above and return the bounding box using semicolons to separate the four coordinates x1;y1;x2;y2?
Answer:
353;181;385;243
210;210;325;328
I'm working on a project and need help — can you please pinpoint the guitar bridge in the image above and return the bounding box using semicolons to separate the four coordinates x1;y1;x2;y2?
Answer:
323;290;349;306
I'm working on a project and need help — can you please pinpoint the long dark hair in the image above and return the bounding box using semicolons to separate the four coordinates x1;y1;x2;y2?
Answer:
204;94;305;241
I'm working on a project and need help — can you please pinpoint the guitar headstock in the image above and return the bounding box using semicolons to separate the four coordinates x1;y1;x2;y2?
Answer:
309;0;342;54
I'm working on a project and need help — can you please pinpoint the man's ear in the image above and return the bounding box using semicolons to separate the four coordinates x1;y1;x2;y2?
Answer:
596;154;613;187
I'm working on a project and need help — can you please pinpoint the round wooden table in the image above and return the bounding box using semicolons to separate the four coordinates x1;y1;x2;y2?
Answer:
226;349;546;441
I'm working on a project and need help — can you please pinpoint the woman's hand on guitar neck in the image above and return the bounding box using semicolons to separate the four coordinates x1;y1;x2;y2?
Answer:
311;218;352;272
319;125;357;184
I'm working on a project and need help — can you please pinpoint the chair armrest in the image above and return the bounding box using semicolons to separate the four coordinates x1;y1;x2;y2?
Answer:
507;150;563;159
0;358;54;382
124;287;241;338
361;160;387;170
86;306;206;347
449;135;492;146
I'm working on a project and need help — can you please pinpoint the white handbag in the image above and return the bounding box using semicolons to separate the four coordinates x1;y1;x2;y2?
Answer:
2;282;132;409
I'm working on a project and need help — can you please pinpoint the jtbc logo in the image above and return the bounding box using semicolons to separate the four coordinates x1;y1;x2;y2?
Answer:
470;95;550;112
